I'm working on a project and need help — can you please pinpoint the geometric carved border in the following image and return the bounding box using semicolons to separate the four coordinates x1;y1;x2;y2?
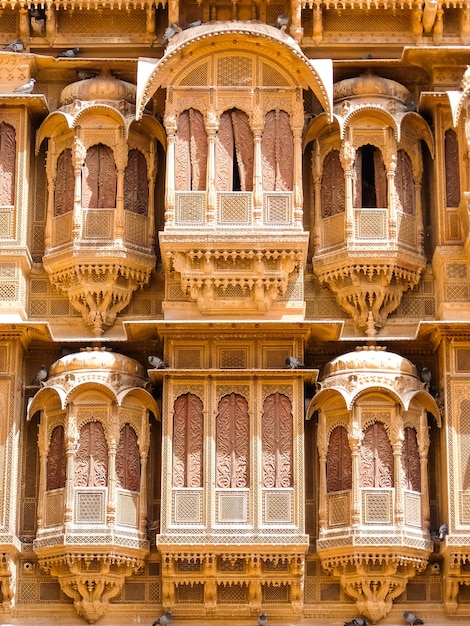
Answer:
263;489;293;524
362;489;393;524
216;490;249;523
327;491;350;527
173;489;203;524
459;490;470;526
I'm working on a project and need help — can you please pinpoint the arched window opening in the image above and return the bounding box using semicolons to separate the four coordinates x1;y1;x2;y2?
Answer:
354;144;387;209
46;425;67;491
55;149;74;216
396;149;415;215
262;110;293;191
326;425;352;492
262;392;293;488
175;108;207;191
0;121;16;206
216;393;249;488
172;393;203;488
116;424;140;492
359;422;393;488
216;109;253;192
445;129;460;208
124;149;148;215
82;143;117;209
321;150;345;217
75;421;108;487
402;426;421;492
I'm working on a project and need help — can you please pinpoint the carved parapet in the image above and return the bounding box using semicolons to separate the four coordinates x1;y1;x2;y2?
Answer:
38;552;144;623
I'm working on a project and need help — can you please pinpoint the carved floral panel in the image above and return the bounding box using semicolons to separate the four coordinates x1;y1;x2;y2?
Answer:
46;425;67;491
401;426;420;492
359;422;393;488
175;109;207;191
172;393;203;488
116;423;140;492
321;150;345;217
445;129;460;208
74;421;108;487
262;392;293;488
55;149;74;216
395;149;415;215
326;425;352;492
82;143;116;209
262;110;293;191
216;393;249;488
124;149;148;215
0;121;15;206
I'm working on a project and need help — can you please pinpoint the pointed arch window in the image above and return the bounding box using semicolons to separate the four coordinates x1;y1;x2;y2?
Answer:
172;393;203;488
46;425;67;491
116;424;140;492
74;421;108;487
262;392;293;488
402;426;420;492
216;393;249;488
353;145;387;208
82;143;116;209
326;425;352;492
359;422;393;488
55;149;74;216
321;150;345;217
175;108;207;191
396;149;415;215
124;149;148;215
262;110;293;191
445;129;460;208
216;109;253;192
0;121;16;206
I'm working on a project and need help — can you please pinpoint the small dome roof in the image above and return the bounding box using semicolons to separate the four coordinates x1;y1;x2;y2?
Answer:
334;70;413;110
322;345;418;379
49;347;146;378
59;69;136;106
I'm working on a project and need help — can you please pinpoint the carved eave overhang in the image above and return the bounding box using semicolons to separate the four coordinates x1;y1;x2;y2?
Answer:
149;367;318;386
136;21;333;121
0;93;48;118
0;322;51;349
415;320;470;350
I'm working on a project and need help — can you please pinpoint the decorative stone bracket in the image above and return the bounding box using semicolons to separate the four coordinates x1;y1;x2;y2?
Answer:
0;552;16;610
39;553;144;623
45;261;152;336
317;262;422;336
320;552;428;623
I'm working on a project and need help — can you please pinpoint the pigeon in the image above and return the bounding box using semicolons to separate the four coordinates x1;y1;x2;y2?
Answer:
148;356;168;369
76;70;98;80
344;619;368;626
13;78;36;94
276;14;289;31
162;23;182;47
152;610;172;626
3;40;24;52
403;611;424;625
258;613;267;626
285;356;305;369
31;364;48;385
185;20;202;29
29;8;45;18
438;523;448;540
57;47;79;58
420;366;432;389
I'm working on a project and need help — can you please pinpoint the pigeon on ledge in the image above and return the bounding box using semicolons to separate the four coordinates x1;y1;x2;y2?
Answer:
31;364;48;385
57;47;80;58
13;78;36;94
285;356;305;369
148;356;168;369
344;618;368;626
258;613;268;626
3;40;24;52
403;610;424;625
152;610;172;626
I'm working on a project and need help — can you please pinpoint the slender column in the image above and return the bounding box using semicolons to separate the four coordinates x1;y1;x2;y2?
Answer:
19;8;29;44
293;126;303;226
45;1;56;45
36;447;47;530
147;141;156;247
164;113;176;226
290;0;302;42
72;136;86;239
146;5;155;37
419;411;431;531
64;409;77;530
139;449;148;534
317;412;327;532
168;0;179;25
393;438;404;527
312;140;322;251
45;146;56;249
107;439;117;525
313;4;322;43
114;144;127;243
340;138;355;240
206;108;217;224
387;152;397;242
348;420;362;528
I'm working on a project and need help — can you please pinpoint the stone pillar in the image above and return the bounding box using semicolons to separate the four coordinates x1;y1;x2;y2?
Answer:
340;138;355;240
164;113;176;226
348;423;362;527
293;126;303;226
64;410;77;529
206;109;217;224
72;136;86;238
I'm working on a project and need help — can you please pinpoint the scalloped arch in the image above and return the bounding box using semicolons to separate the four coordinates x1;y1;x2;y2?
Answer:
342;106;399;140
35;111;74;154
136;22;332;121
72;103;127;131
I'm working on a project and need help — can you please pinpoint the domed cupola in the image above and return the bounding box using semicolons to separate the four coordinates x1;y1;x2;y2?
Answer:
59;69;136;114
333;70;414;114
307;345;440;623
